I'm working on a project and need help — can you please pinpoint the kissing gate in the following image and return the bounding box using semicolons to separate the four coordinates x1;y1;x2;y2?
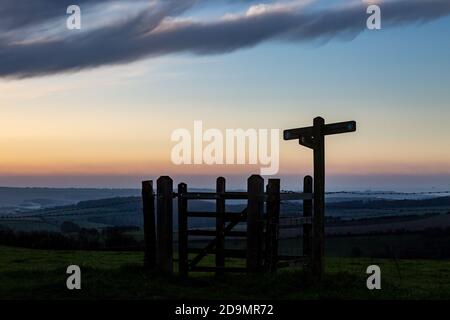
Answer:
141;117;356;279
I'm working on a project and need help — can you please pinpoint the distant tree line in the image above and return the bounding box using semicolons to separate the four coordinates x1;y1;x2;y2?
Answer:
0;224;143;251
2;222;450;260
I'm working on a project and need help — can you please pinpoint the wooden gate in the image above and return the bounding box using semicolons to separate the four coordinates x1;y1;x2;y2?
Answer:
142;174;316;278
178;175;267;277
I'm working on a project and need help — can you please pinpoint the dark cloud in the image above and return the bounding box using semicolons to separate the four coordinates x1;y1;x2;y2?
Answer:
0;0;121;30
1;0;449;78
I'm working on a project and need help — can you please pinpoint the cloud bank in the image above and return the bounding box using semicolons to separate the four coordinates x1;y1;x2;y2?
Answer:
1;0;449;78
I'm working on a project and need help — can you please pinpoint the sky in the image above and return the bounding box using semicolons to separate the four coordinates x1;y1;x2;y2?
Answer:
0;0;450;190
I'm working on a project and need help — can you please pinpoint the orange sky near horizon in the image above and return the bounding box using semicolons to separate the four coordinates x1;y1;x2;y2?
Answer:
1;27;450;183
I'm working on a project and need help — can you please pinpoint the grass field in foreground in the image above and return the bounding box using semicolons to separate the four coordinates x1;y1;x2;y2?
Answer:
0;245;449;300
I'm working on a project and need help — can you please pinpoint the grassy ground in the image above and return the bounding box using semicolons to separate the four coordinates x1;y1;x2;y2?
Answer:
1;245;449;300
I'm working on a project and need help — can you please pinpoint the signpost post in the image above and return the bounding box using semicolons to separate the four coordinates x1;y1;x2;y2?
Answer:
284;117;356;279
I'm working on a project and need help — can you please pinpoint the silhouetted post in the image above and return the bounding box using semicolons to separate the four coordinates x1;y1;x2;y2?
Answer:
142;180;156;270
302;175;313;270
216;177;226;276
178;182;188;279
313;117;325;279
265;179;280;273
284;117;356;280
157;176;173;275
247;175;264;273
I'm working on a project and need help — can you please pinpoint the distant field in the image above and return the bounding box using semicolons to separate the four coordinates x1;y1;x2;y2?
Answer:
0;246;449;299
0;187;141;214
2;195;450;237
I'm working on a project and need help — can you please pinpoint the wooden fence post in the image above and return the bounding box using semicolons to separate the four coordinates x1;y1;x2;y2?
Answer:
178;182;188;278
216;177;226;276
157;176;173;275
303;175;313;271
142;180;156;270
313;117;325;279
265;179;280;273
247;175;264;273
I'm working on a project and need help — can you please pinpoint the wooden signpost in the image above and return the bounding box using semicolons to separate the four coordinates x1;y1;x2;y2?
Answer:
142;116;356;280
283;117;356;278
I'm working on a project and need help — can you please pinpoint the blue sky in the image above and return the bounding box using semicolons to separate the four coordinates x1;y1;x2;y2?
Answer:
0;0;449;190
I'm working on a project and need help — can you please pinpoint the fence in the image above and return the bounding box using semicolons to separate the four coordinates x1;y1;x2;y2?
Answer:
141;174;320;278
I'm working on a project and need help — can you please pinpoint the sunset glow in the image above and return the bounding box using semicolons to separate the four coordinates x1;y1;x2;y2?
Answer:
1;0;449;189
